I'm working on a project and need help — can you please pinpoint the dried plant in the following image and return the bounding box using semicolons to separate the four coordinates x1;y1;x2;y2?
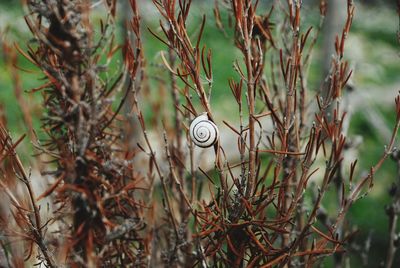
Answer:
11;0;149;266
144;0;400;267
0;0;399;267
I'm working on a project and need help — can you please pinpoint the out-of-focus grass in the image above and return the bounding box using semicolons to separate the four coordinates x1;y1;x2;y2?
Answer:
346;106;400;266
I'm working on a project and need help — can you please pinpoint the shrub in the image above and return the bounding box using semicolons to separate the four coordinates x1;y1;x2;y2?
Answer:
0;0;399;267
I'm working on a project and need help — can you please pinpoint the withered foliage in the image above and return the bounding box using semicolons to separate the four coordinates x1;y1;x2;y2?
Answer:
0;0;400;267
6;0;148;266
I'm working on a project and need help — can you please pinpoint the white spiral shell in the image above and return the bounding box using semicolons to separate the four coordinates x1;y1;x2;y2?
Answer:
189;114;219;148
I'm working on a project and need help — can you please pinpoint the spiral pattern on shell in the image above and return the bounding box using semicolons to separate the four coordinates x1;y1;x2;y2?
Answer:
189;114;219;148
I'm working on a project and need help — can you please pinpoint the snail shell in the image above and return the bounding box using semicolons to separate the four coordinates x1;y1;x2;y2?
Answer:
189;114;219;148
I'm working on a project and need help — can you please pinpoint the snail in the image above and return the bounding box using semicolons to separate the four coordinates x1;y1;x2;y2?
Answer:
189;113;219;148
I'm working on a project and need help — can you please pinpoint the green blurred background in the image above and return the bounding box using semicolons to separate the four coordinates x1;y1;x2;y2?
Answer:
0;0;399;266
